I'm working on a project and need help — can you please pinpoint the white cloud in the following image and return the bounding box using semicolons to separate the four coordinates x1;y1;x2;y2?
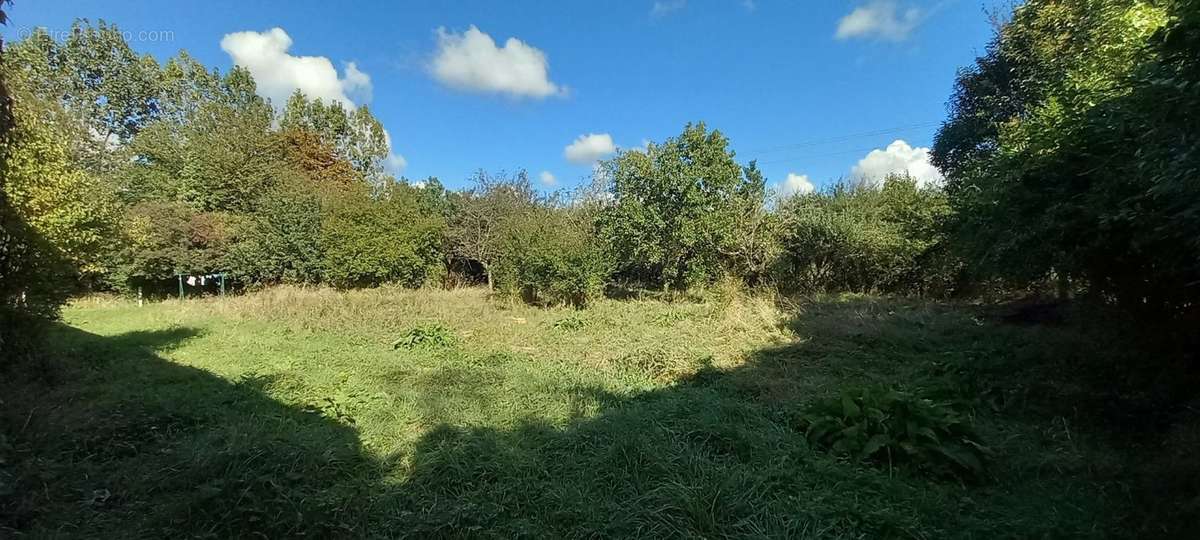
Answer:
850;139;943;187
382;129;408;174
430;25;565;99
778;173;816;198
342;61;372;103
220;28;370;109
564;133;617;164
539;170;557;186
835;1;922;42
651;0;687;17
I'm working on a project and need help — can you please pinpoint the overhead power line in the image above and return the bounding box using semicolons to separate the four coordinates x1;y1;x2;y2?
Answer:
755;145;900;166
744;121;942;155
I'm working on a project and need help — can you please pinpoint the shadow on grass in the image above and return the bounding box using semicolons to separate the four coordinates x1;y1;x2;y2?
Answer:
2;296;1194;538
1;324;376;537
380;296;1142;538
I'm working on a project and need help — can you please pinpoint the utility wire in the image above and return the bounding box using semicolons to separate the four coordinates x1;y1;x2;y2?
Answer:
755;145;898;166
744;121;941;155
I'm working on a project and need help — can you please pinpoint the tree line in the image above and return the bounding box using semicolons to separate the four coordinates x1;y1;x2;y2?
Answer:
2;0;1198;336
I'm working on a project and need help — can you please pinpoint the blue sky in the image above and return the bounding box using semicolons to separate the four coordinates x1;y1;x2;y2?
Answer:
4;1;995;194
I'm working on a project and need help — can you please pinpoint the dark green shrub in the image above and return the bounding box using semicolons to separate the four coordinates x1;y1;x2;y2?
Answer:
392;323;456;350
772;176;952;295
801;387;990;481
598;122;766;291
496;205;612;307
322;183;446;289
226;180;324;285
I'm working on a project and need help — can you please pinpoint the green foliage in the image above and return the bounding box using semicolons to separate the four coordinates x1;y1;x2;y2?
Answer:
552;314;589;331
322;183;446;288
392;323;456;350
495;201;613;307
3;20;160;173
802;387;990;481
1;87;120;287
933;0;1200;316
280;91;390;185
773;175;953;295
226;180;324;285
123;73;279;213
599;122;766;291
116;201;232;286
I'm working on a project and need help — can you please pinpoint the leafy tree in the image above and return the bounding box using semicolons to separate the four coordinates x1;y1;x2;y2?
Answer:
2;0;75;327
225;178;325;285
280;128;364;191
599;122;765;290
447;170;538;289
322;183;446;288
4;20;160;173
124;67;279;212
1;88;120;284
932;0;1199;315
280;91;389;184
772;175;951;294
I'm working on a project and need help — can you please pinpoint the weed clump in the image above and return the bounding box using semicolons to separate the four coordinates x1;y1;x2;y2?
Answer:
392;324;457;350
801;387;991;481
552;315;588;331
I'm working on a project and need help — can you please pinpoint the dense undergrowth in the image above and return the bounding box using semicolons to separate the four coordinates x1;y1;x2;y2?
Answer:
2;287;1195;538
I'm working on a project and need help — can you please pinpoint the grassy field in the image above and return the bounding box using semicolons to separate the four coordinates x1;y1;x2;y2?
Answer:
0;286;1185;538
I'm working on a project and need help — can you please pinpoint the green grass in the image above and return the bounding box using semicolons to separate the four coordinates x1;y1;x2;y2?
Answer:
0;287;1176;538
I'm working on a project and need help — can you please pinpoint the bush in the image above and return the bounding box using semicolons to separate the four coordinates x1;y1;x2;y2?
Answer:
801;387;990;481
114;201;233;291
322;183;446;288
598;122;766;291
226;180;324;285
772;176;952;295
495;204;612;307
392;323;456;350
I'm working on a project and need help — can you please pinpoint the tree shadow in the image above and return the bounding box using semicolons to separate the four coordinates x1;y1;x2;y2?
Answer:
379;295;1145;538
1;324;379;537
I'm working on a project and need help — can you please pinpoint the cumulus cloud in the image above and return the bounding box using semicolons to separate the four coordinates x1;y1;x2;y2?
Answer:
850;139;943;187
539;170;557;186
220;28;370;109
778;173;816;198
835;1;923;42
651;0;687;17
564;133;617;164
221;28;408;174
342;61;372;103
382;130;408;174
430;25;565;99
